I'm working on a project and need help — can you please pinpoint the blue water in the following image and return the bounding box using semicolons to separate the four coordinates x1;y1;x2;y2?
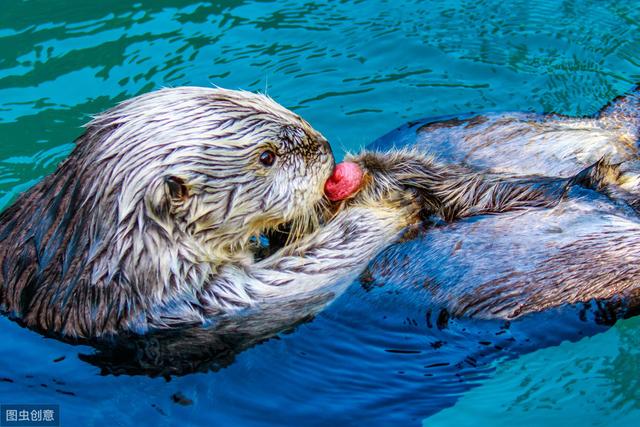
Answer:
0;1;639;426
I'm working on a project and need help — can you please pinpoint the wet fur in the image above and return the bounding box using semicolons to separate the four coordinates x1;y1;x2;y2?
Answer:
367;85;640;320
0;87;338;338
2;85;634;342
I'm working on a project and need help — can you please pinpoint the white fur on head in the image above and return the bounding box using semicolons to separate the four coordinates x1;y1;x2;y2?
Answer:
82;86;333;254
24;86;336;333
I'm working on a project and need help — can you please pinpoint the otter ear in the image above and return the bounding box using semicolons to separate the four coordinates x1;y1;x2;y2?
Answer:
146;176;190;220
165;176;189;202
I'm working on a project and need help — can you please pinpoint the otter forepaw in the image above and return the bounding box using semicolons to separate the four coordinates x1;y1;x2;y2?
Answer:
383;189;423;227
341;187;422;230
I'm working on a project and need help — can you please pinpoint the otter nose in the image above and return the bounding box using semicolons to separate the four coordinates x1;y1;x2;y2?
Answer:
316;135;335;170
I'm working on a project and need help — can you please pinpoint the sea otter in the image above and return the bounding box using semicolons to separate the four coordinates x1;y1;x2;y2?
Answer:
0;87;383;339
1;86;569;341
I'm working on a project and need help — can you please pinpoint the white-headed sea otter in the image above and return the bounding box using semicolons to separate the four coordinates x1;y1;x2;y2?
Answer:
0;87;398;338
0;86;593;341
4;83;637;347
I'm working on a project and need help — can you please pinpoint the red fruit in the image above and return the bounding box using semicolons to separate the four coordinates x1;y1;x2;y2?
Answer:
324;161;364;202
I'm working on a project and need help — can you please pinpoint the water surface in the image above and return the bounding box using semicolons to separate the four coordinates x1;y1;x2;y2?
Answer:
0;1;639;425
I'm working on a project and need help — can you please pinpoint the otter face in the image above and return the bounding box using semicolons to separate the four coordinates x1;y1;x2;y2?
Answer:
83;87;334;259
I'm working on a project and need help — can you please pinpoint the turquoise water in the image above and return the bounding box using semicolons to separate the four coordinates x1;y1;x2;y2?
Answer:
0;1;639;425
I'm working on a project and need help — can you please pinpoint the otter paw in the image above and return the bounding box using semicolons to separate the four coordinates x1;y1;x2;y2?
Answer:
385;189;423;226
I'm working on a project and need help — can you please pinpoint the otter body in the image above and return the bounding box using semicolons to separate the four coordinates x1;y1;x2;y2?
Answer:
3;84;639;381
366;86;640;320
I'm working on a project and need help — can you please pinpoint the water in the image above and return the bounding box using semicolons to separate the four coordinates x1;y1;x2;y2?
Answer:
0;0;639;425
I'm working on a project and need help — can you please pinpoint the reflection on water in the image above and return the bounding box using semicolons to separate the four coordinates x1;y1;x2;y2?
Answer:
0;0;639;425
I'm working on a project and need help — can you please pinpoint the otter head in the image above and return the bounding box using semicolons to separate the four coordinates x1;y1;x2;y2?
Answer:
82;87;334;263
0;86;336;337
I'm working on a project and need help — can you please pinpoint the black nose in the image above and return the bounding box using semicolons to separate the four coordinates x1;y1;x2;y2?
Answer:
319;137;335;167
320;136;332;155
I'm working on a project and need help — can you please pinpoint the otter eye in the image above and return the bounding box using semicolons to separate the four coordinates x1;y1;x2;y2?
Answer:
259;150;276;167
